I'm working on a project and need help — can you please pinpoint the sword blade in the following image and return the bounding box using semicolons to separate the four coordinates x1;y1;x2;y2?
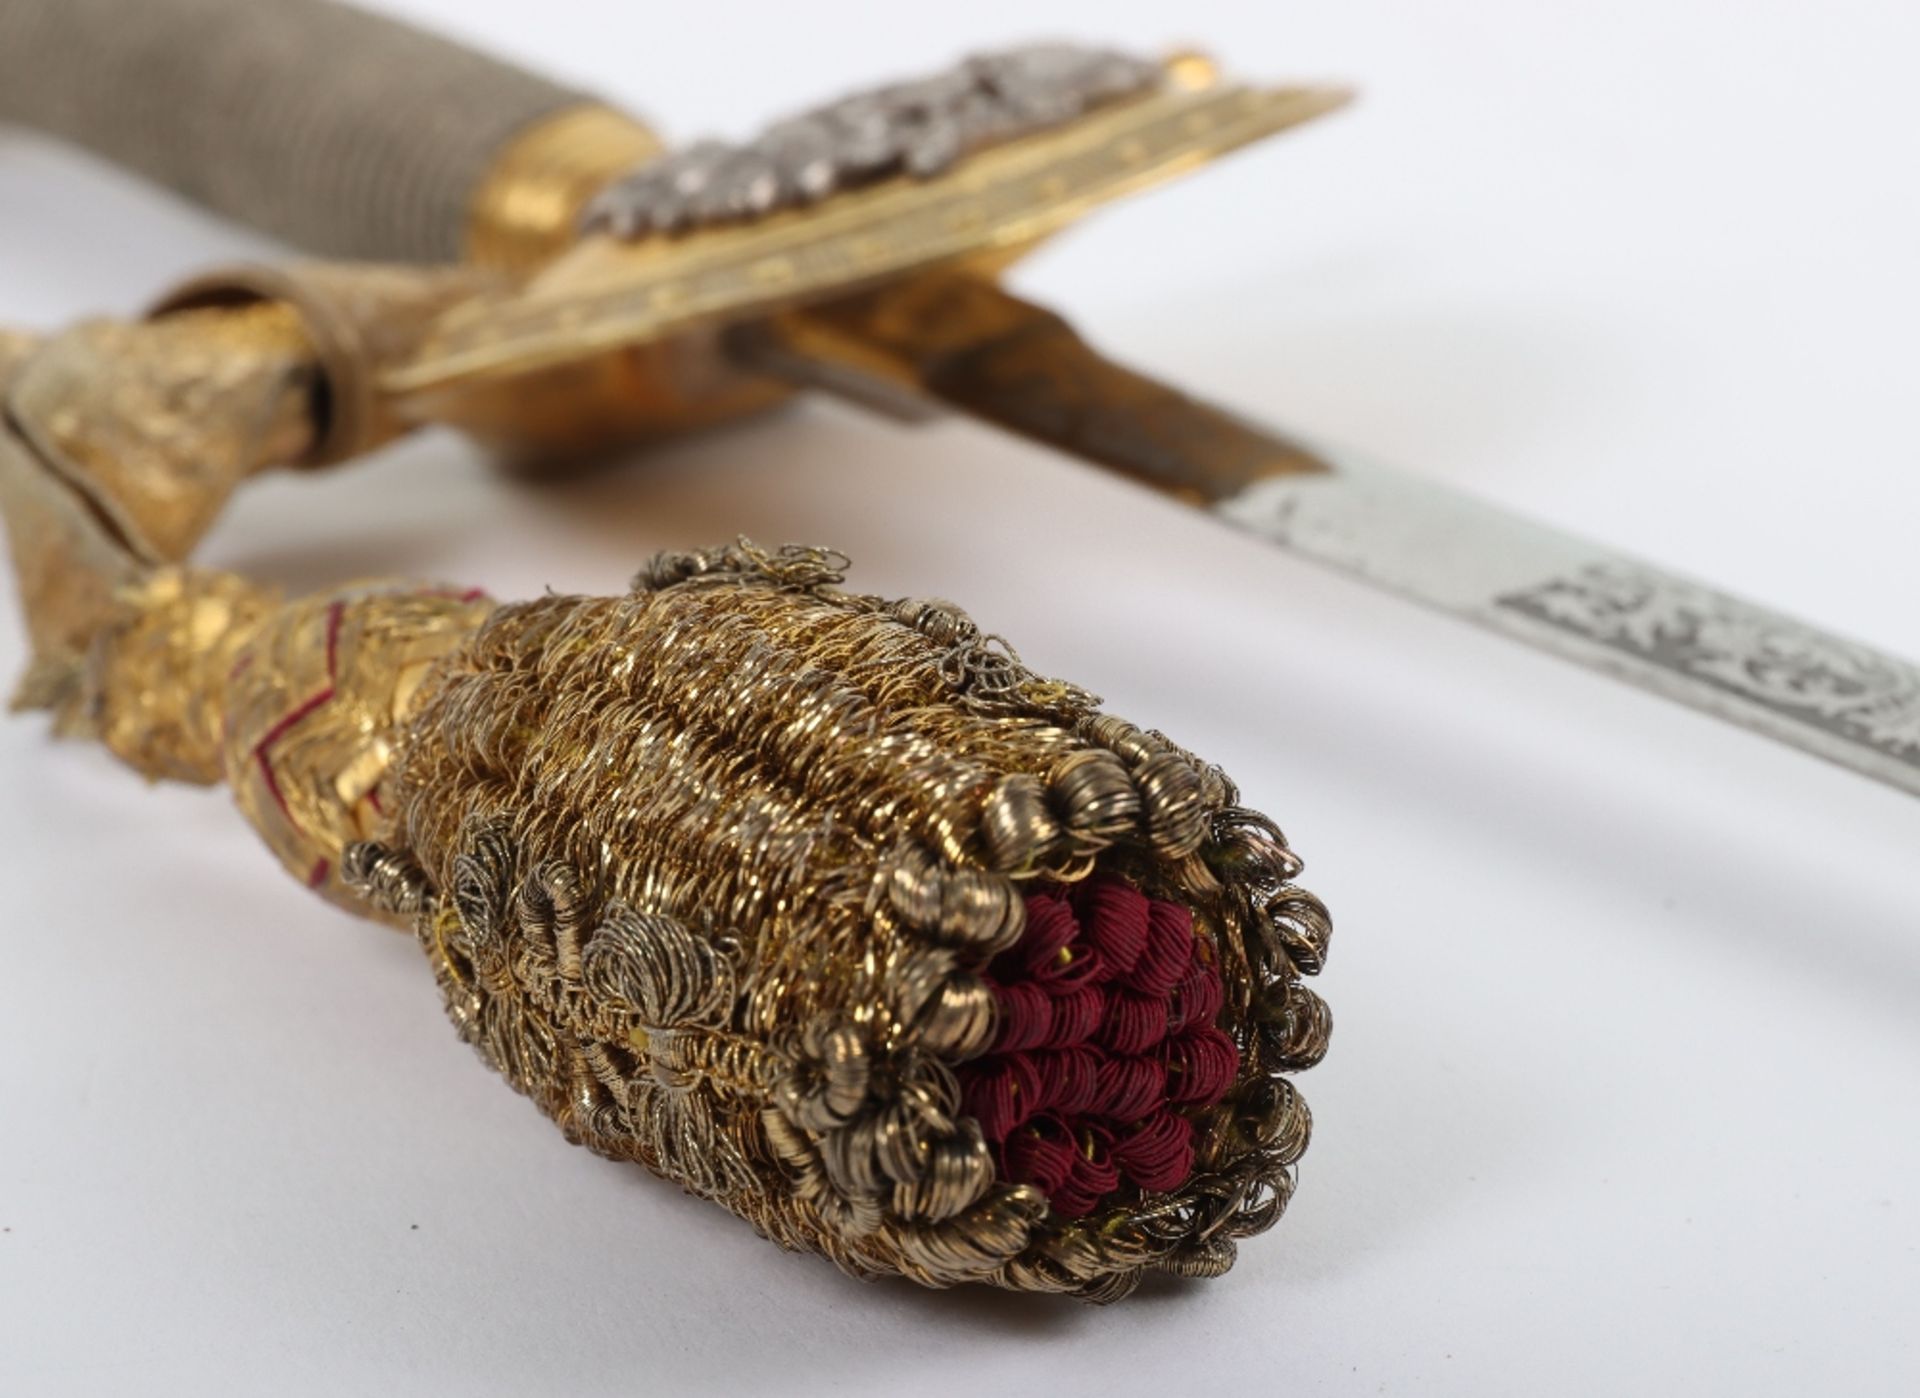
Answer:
1219;453;1920;798
740;274;1920;798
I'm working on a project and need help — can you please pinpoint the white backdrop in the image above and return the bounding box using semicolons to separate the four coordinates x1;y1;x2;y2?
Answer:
1;2;1915;1394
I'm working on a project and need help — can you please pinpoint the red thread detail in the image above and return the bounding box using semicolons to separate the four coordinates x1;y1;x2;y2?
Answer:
1002;1114;1078;1196
251;590;474;864
1165;1027;1240;1107
252;686;335;757
1093;1056;1165;1122
961;1055;1043;1142
322;601;344;680
1111;1112;1195;1193
1028;1047;1101;1116
1134;900;1195;996
1050;1127;1121;1218
1033;941;1104;992
1009;895;1077;974
1171;962;1225;1033
1041;986;1104;1049
250;602;347;836
1072;878;1150;976
252;683;337;827
956;874;1241;1217
306;858;331;890
1098;989;1170;1056
1044;940;1105;990
989;980;1054;1054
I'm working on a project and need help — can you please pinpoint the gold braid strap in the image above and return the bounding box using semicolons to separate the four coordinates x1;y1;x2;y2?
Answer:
1;265;1330;1302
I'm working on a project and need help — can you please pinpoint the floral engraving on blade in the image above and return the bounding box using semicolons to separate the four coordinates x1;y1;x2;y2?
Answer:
1498;562;1920;771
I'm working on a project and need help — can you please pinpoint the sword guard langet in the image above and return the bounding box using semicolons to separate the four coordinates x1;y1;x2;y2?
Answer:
395;47;1348;401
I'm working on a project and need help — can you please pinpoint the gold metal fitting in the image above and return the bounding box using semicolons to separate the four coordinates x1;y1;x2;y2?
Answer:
465;104;664;272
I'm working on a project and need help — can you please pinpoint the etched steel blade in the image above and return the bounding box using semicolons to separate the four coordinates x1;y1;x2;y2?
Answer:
1217;453;1920;797
742;274;1920;798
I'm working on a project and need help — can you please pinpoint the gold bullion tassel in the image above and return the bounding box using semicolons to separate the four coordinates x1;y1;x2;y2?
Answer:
1;284;1329;1307
79;543;1330;1299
